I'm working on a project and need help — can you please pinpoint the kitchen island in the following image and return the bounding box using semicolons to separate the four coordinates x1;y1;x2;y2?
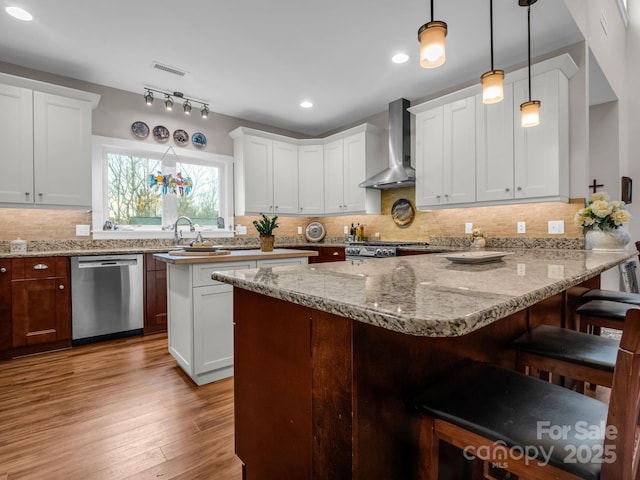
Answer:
155;248;317;385
211;248;635;479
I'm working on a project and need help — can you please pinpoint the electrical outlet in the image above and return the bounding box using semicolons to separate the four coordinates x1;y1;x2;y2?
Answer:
517;221;526;234
517;263;526;276
548;220;565;234
236;225;247;235
297;226;303;234
76;224;90;236
465;222;473;234
344;225;349;234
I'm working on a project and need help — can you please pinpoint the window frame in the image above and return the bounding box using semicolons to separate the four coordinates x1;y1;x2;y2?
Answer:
91;135;234;240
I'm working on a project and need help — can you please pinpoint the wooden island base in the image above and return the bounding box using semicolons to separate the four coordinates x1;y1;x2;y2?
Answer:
233;279;597;480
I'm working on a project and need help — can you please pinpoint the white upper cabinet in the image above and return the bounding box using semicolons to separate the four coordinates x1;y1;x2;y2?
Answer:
298;144;324;215
513;69;569;202
231;133;300;216
476;83;515;202
410;53;577;210
414;96;476;209
0;75;99;208
231;124;381;216
272;140;298;215
0;84;33;204
33;92;93;207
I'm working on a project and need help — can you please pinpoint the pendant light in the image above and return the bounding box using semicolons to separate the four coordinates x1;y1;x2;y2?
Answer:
481;0;504;104
417;0;447;69
520;0;541;127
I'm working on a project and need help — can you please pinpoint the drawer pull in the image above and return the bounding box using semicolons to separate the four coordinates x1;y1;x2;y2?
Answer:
59;285;65;290
33;264;49;270
0;267;6;273
332;252;339;256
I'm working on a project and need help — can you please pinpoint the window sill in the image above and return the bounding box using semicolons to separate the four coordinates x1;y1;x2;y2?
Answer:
93;230;236;240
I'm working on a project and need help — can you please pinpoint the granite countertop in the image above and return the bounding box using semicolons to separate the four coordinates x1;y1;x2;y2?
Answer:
211;248;636;338
154;248;318;264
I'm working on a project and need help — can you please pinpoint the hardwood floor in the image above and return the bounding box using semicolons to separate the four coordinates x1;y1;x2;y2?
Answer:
0;334;242;480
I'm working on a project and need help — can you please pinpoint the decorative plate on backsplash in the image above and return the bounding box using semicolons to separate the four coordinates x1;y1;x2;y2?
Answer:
391;198;415;227
304;221;326;242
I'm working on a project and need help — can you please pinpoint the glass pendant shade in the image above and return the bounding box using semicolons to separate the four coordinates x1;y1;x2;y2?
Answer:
481;70;505;104
418;21;447;68
520;100;540;127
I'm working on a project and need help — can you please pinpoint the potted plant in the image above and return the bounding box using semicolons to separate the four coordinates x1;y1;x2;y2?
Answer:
253;213;279;252
574;192;632;251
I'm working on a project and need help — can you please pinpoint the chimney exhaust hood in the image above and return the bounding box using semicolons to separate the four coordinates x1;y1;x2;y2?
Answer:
359;98;415;190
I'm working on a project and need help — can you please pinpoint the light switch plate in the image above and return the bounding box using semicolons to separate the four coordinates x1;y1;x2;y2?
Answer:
344;225;349;234
548;220;565;234
464;222;473;234
236;225;247;235
297;226;303;234
517;221;526;234
76;224;90;236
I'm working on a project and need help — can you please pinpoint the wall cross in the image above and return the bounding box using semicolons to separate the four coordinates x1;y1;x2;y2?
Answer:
589;179;604;193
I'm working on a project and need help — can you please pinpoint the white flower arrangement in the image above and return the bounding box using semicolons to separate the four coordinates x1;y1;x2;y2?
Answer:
574;192;632;233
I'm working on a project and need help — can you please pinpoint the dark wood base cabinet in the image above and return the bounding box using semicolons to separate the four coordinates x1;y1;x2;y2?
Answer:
0;258;11;360
10;257;71;357
144;253;167;334
233;279;596;480
294;246;345;263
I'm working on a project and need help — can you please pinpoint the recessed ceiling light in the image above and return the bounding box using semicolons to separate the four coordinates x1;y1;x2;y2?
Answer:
392;53;409;64
5;6;33;21
300;101;313;108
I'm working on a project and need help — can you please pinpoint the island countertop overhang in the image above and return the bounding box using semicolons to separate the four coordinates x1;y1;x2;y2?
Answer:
211;249;637;337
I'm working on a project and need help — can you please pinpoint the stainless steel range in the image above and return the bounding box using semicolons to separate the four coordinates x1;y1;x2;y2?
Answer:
345;241;429;260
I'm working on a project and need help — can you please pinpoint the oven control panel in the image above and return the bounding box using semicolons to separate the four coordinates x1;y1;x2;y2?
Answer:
346;246;398;258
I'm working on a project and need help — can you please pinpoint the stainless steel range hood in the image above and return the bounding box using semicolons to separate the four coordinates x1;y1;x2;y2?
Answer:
359;98;415;189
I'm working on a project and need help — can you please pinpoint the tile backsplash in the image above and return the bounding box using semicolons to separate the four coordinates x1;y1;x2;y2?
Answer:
0;188;584;243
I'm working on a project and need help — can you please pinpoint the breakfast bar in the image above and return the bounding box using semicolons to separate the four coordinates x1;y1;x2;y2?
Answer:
212;248;635;479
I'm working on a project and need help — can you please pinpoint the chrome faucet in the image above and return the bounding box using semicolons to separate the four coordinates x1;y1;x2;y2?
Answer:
173;216;195;246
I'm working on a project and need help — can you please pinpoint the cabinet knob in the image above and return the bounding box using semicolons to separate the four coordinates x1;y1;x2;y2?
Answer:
275;206;279;211
444;194;449;198
0;268;6;273
517;186;522;192
505;188;510;192
300;207;303;212
58;285;65;290
38;193;43;196
436;195;441;199
25;192;30;196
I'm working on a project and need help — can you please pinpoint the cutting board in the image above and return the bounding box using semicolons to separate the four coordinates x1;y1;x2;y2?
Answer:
169;250;231;257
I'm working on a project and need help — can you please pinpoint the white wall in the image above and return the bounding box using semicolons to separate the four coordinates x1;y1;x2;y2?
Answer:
589;101;620;198
627;2;640;245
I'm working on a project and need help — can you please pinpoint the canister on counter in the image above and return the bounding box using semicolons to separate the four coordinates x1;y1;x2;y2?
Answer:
10;238;27;253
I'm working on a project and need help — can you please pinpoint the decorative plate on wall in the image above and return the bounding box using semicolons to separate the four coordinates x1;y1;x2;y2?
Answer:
131;121;149;139
192;132;207;149
173;129;189;146
304;221;326;242
391;198;415;227
153;125;170;143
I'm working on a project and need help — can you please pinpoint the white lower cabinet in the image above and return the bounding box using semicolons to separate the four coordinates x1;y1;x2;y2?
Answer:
166;255;309;385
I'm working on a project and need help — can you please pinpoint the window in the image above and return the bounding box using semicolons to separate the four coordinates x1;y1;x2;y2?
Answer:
92;136;233;239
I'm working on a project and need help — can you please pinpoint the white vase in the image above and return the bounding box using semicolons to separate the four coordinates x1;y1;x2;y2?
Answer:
471;237;486;248
585;228;631;252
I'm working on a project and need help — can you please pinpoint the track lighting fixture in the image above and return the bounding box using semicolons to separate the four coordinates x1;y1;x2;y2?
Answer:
144;89;154;106
519;0;541;127
417;0;447;69
481;0;504;104
164;94;173;111
143;88;210;119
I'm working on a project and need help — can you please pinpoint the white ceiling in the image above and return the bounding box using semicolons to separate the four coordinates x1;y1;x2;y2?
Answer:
0;0;583;136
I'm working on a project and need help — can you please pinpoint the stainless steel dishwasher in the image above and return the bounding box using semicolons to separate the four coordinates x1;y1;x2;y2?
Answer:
71;254;144;345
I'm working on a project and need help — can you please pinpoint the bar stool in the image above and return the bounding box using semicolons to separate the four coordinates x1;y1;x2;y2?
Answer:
412;308;640;480
512;324;620;392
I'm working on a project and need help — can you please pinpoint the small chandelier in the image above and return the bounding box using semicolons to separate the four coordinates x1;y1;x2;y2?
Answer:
417;0;447;69
519;0;541;127
143;88;210;119
481;0;504;104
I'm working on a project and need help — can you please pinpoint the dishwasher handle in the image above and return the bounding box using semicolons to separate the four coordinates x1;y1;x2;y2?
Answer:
77;259;139;268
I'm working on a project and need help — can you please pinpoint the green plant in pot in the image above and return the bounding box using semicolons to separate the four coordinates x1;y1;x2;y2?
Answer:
253;213;279;252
